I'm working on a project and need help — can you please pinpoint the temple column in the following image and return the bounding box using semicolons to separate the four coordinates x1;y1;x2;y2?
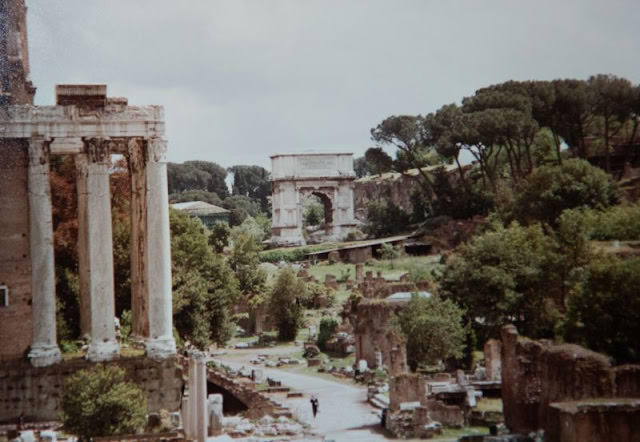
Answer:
75;153;91;338
195;352;208;442
85;138;119;361
27;137;62;367
145;137;176;358
127;138;149;340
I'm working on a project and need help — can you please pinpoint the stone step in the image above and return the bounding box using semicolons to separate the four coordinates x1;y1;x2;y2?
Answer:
370;394;390;409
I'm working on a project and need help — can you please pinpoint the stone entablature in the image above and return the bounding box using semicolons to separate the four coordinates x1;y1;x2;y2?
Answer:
0;104;165;140
271;153;357;246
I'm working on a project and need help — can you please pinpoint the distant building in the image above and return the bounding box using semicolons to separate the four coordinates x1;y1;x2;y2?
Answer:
172;201;230;229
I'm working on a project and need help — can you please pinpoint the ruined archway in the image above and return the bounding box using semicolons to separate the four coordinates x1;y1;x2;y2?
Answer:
271;153;356;246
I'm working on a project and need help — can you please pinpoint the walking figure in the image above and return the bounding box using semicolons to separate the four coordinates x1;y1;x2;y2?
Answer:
310;396;319;418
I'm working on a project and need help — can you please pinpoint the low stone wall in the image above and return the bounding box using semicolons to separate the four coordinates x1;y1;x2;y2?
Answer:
0;356;183;423
423;398;464;428
501;324;640;437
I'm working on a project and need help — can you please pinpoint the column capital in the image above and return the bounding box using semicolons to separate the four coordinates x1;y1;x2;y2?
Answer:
27;137;50;167
147;137;168;163
85;138;112;164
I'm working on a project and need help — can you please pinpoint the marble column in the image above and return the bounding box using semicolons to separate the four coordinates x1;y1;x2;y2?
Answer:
195;352;208;442
85;138;119;362
207;393;223;436
27;137;62;367
144;137;176;358
127;138;149;341
185;352;197;438
75;154;91;338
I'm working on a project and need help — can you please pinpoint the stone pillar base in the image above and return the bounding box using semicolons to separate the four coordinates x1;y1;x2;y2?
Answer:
146;337;177;359
87;340;120;362
28;344;62;367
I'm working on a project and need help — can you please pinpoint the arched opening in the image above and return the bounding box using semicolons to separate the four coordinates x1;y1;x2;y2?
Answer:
302;191;333;243
207;380;249;415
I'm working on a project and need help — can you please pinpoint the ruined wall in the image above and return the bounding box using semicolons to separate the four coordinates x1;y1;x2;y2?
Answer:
501;325;640;436
0;0;35;105
547;399;640;442
354;172;415;221
0;139;32;362
389;373;425;411
358;271;431;299
354;301;408;373
0;357;183;423
353;165;462;222
614;365;640;397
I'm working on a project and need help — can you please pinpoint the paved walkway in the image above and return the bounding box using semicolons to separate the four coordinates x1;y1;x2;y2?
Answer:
212;353;387;442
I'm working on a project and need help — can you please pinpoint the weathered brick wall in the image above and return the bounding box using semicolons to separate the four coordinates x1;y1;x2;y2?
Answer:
0;357;183;423
546;399;640;442
501;325;640;435
0;139;33;362
614;365;640;397
354;173;416;221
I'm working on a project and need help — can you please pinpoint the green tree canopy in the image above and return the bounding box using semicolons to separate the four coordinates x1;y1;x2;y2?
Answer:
168;161;229;199
268;267;308;341
509;158;618;226
170;209;240;346
399;294;466;371
565;255;640;364
364;147;394;175
229;220;267;296
439;223;561;341
61;365;147;440
228;165;271;213
222;195;265;226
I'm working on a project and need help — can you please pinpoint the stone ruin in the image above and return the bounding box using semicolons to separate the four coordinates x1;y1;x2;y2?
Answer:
0;0;181;423
352;300;409;375
501;324;640;442
270;153;357;246
382;341;504;439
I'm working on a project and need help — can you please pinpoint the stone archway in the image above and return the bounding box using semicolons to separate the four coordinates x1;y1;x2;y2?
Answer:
271;153;356;246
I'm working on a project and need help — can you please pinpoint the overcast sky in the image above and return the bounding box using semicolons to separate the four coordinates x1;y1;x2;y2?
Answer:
26;0;640;170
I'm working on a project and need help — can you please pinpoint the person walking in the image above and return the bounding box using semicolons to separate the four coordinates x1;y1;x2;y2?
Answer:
310;396;319;418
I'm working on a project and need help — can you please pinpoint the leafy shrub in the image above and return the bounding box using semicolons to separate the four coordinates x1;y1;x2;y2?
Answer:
61;365;147;440
317;317;339;351
589;203;640;240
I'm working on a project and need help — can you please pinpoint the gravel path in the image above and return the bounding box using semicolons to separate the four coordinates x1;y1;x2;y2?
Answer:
212;350;388;441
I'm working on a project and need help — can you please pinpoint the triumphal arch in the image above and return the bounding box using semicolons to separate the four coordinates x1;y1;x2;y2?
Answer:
271;153;357;246
0;1;176;367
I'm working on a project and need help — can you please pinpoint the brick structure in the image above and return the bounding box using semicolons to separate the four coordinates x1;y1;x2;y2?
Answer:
501;324;640;440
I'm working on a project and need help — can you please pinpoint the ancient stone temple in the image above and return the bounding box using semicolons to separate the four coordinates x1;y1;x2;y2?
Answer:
271;153;357;246
0;0;182;423
0;2;176;364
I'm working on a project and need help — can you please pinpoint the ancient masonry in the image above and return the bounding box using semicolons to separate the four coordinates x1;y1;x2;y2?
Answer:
0;0;180;421
501;325;640;442
270;153;357;246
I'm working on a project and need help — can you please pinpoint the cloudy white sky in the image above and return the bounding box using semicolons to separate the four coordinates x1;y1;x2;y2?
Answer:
26;0;640;169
